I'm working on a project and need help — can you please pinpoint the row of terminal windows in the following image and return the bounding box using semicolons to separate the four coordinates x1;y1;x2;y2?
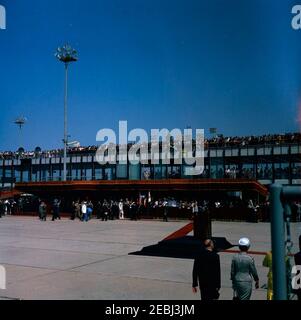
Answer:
1;162;300;183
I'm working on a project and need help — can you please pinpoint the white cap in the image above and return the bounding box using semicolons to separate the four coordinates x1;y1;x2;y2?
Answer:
238;237;250;247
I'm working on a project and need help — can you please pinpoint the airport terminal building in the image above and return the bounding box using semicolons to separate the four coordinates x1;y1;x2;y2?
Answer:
1;133;300;188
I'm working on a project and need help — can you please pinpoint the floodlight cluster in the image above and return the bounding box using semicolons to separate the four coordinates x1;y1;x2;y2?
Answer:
55;44;78;63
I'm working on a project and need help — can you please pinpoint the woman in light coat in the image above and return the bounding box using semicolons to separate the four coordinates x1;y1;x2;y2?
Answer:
231;238;259;300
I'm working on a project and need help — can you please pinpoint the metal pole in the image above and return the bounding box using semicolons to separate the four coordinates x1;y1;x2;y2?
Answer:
270;183;287;300
63;63;68;181
281;186;301;202
19;125;22;149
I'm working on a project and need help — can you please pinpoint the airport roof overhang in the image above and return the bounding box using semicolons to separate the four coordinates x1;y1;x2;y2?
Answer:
15;179;268;197
0;190;22;200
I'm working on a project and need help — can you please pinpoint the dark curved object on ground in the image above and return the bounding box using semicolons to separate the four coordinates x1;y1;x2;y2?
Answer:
129;236;234;259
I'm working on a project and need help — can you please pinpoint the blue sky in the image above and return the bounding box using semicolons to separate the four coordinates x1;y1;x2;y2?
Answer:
0;0;300;151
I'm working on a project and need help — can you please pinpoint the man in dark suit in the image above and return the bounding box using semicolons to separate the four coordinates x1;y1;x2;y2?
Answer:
0;200;4;218
192;239;221;300
294;235;301;300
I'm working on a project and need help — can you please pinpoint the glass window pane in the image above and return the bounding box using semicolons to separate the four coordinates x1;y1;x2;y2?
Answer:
161;165;167;179
210;150;217;157
85;168;92;180
248;148;255;156
217;150;223;157
72;168;78;180
116;164;127;179
4;167;12;177
104;168;114;180
14;167;21;183
52;165;61;181
94;167;103;180
129;164;140;180
82;164;93;180
225;149;232;157
291;146;298;154
240;148;248;156
32;166;39;182
41;165;50;182
232;149;239;156
22;170;30;182
257;148;264;155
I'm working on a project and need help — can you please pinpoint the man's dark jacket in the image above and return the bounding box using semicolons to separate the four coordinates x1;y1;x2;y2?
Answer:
192;249;221;289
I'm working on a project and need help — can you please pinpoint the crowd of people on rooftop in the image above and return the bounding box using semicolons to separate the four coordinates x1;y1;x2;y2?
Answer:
0;132;300;160
205;132;301;147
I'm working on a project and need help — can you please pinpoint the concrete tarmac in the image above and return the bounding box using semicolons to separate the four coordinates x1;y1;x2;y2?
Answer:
0;216;299;300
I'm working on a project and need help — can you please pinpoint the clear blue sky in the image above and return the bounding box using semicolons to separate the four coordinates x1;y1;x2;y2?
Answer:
0;0;300;151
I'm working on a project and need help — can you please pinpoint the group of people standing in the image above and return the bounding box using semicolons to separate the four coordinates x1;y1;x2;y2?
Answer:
192;235;301;300
0;199;18;217
37;197;170;222
39;198;96;222
71;198;145;222
38;198;62;221
70;200;94;222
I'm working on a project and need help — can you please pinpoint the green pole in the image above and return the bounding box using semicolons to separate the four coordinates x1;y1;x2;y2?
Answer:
270;183;287;300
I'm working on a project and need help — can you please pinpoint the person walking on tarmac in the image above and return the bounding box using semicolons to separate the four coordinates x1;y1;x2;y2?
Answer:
39;201;47;221
192;239;221;300
231;238;259;300
163;199;169;222
130;200;138;221
52;198;61;221
119;199;124;220
81;201;87;222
